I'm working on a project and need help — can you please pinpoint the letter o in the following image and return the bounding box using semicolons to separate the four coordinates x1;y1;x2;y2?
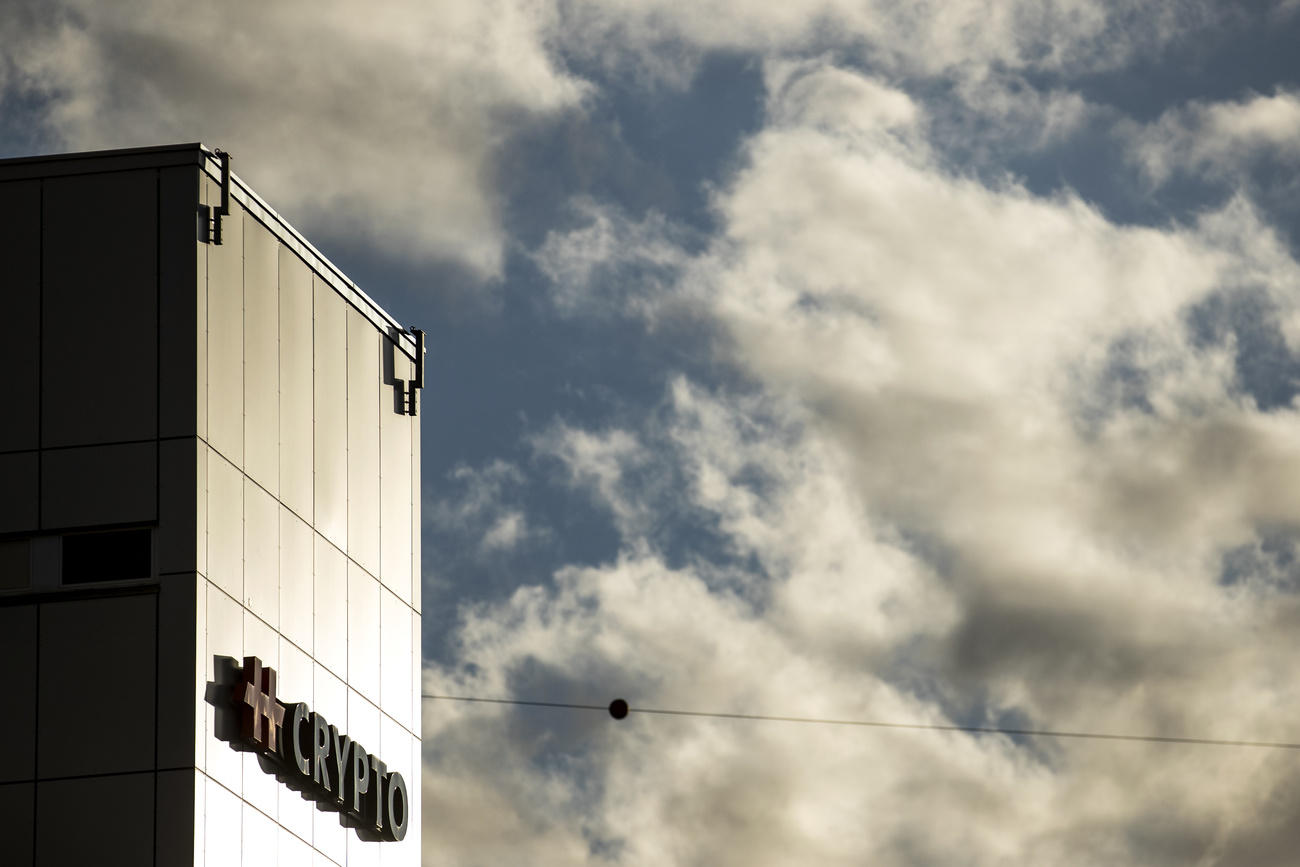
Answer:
383;772;409;842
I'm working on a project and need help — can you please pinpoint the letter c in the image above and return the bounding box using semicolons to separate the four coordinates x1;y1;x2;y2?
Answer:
284;703;311;777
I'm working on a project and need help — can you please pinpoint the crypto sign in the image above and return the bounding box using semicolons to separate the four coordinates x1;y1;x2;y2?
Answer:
232;656;410;842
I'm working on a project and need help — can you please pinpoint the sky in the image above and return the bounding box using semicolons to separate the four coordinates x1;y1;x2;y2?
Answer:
6;1;1300;863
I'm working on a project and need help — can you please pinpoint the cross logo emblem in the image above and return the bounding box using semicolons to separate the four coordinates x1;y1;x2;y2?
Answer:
233;656;286;752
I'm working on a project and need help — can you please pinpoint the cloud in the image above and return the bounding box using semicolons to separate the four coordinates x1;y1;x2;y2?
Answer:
530;424;652;538
1;0;1226;282
532;198;693;317
1130;89;1300;184
425;460;541;562
938;73;1098;159
425;384;1300;864
425;61;1300;863
2;0;587;278
558;0;1217;85
425;382;969;866
1274;0;1300;18
480;511;530;552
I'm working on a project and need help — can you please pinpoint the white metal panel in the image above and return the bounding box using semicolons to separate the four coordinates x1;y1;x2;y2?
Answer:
314;278;347;549
193;765;207;867
192;572;208;780
197;182;209;443
347;560;381;704
412;414;422;613
348;307;381;576
313;805;348;867
407;729;423;866
412;609;422;739
277;637;316;845
347;688;381;782
346;818;381;867
380;351;412;604
242;614;279;825
380;586;413;733
204;581;244;795
314;660;349;731
205;152;419;364
313;534;348;678
196;440;210;579
279;504;314;655
278;633;315;707
378;723;419;867
243;477;279;626
345;690;382;867
279;246;314;522
207;449;244;600
204;775;243;867
278;827;314;867
311;664;348;866
244;211;280;495
245;606;279;667
343;691;379;816
379;712;410;781
208;194;245;467
242;706;281;834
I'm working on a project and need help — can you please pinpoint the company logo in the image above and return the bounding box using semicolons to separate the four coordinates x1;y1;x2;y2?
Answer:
235;656;286;751
230;656;410;842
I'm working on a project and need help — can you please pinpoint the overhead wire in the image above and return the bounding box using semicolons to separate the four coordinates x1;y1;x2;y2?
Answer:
421;694;1300;750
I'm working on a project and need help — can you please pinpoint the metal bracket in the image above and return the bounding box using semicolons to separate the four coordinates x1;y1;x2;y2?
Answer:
404;328;425;416
198;149;232;244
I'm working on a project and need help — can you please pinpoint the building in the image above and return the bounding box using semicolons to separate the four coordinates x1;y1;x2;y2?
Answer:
0;144;423;866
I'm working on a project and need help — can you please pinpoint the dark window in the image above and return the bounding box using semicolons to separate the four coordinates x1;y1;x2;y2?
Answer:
62;529;152;584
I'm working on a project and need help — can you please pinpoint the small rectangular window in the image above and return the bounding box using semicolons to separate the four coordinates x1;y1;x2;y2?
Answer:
62;529;152;585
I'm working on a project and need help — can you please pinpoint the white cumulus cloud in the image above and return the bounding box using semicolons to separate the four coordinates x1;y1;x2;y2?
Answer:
1130;89;1300;184
425;61;1300;864
2;0;587;278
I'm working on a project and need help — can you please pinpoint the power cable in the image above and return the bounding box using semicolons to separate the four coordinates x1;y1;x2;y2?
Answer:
421;694;1300;750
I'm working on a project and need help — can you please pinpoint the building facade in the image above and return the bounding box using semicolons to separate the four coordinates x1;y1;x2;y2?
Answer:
0;144;422;866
